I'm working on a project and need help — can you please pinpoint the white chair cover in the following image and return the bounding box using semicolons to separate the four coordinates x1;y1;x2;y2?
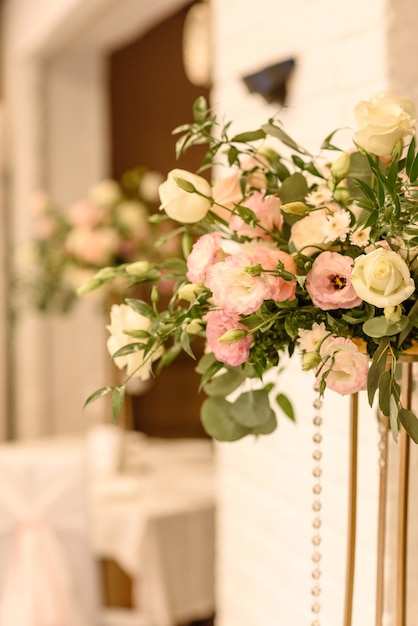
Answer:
0;439;100;626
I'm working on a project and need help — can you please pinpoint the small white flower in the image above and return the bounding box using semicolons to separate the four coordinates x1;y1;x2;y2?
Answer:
298;322;329;353
349;227;371;247
305;187;334;207
322;209;351;243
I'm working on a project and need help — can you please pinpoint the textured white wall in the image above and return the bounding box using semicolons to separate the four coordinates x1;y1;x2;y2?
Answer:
210;1;418;625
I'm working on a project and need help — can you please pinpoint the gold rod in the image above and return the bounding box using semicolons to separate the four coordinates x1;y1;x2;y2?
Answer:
375;414;388;626
396;362;412;626
344;392;358;626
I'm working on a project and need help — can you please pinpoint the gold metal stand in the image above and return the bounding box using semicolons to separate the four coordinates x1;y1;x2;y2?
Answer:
344;359;415;626
343;393;358;626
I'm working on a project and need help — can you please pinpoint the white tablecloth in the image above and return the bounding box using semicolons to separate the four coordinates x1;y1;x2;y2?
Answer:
89;436;216;626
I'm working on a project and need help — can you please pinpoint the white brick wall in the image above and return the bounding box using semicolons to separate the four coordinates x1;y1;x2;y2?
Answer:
211;1;418;625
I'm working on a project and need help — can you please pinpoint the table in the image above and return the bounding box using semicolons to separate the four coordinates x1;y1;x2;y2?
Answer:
0;434;216;626
89;435;216;626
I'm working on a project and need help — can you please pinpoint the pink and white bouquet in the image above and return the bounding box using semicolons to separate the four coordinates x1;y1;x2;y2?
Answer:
20;167;178;313
81;92;418;443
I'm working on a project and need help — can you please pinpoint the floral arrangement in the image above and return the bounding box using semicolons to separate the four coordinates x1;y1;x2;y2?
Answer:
81;92;418;444
18;167;177;313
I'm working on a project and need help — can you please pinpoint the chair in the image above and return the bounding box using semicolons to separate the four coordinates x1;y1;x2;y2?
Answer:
0;439;100;626
0;437;152;626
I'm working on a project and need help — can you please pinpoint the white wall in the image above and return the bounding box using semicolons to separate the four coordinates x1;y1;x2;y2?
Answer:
211;1;418;625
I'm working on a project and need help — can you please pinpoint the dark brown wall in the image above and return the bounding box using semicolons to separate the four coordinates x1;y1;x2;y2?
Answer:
107;3;211;438
107;2;210;180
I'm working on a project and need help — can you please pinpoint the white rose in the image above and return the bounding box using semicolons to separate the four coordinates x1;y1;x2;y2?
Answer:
351;248;415;308
88;179;122;207
116;201;149;231
354;92;416;156
106;303;163;379
159;169;212;223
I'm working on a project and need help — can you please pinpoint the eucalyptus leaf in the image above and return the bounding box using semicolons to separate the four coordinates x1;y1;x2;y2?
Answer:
230;389;275;427
252;413;278;435
195;352;217;375
203;369;245;397
200;396;250;441
363;315;409;338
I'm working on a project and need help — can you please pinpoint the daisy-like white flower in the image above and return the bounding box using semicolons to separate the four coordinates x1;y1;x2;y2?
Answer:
305;186;334;207
322;209;351;243
349;226;371;247
298;322;329;353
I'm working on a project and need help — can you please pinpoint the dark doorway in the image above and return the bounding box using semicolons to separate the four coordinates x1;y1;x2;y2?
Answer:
106;2;211;439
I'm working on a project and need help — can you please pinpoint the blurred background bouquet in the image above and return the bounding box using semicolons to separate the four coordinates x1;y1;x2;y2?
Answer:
16;166;180;314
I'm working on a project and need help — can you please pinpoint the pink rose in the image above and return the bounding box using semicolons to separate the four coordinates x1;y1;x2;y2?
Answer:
65;227;119;266
68;200;108;228
289;210;329;256
318;337;369;395
212;158;267;221
229;191;283;240
206;252;269;315
252;246;297;302
306;251;362;310
186;232;225;283
206;310;253;366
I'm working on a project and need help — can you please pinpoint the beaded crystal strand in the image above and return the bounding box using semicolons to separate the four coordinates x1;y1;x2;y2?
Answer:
311;384;323;626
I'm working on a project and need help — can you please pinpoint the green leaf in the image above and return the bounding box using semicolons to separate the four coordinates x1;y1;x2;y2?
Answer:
252;413;278;435
195;352;217;375
227;146;239;166
203;369;245;397
276;393;295;421
410;152;418;183
405;136;416;178
112;342;145;358
180;327;196;359
262;122;309;155
230;389;275;428
112;385;125;423
398;408;418;443
278;172;309;204
200;396;250;441
378;370;391;416
198;359;225;390
125;298;155;319
386;156;399;188
230;129;266;142
83;386;113;409
389;394;399;442
367;337;389;406
193;96;208;123
160;258;188;274
363;315;409;338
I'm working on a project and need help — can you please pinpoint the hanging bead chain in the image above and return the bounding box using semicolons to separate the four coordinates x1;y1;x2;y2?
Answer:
311;383;323;626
